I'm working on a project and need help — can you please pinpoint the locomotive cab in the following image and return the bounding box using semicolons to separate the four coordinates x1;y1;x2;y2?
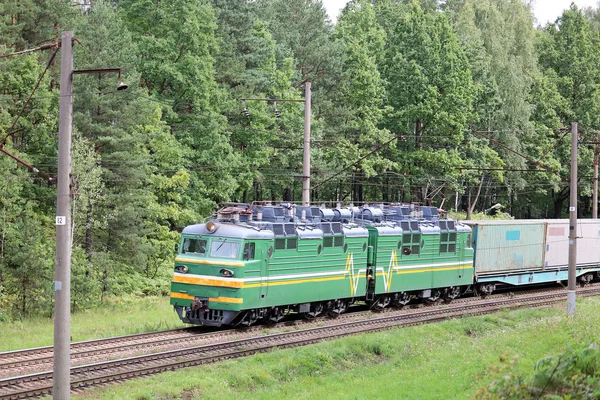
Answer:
169;221;273;326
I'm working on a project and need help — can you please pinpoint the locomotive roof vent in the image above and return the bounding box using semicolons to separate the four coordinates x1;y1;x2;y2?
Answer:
295;206;322;223
421;206;439;222
320;208;335;222
347;206;361;219
333;208;352;223
384;205;411;221
360;206;383;222
253;205;286;222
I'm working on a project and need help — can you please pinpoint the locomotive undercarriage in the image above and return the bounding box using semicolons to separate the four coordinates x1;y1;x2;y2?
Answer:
371;286;466;311
175;304;239;326
177;285;471;327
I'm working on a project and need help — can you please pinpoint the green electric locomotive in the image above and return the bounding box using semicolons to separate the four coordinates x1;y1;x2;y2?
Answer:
170;203;474;326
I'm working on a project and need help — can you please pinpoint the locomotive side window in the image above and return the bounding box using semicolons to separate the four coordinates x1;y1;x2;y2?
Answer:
275;238;286;250
402;233;420;255
274;238;298;251
287;237;298;249
243;242;255;260
439;231;456;254
210;240;240;259
182;238;207;255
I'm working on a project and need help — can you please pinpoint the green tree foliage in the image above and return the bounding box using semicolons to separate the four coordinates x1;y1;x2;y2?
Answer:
212;0;306;202
535;5;600;217
5;0;600;319
254;0;340;87
379;0;475;204
0;0;76;51
118;0;238;214
450;0;538;216
321;0;394;202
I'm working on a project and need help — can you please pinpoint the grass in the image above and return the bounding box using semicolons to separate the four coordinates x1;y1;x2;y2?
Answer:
0;296;186;351
41;296;600;400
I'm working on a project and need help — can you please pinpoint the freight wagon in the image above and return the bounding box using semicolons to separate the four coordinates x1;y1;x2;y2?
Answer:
464;219;600;294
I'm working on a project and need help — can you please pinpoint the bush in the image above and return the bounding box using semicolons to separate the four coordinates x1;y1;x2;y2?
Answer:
477;344;600;399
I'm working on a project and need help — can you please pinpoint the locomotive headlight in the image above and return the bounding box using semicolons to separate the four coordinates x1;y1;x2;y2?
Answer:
175;265;189;274
220;268;234;277
206;221;218;233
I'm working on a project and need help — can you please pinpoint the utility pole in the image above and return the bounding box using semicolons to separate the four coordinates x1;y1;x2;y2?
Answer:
54;31;74;399
302;81;312;207
52;32;127;399
567;122;578;317
240;84;311;207
593;134;599;219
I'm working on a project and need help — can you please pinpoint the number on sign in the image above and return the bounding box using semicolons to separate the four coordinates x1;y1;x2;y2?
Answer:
56;216;66;226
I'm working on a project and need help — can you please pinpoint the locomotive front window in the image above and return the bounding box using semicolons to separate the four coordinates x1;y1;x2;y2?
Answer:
182;238;207;255
210;240;240;259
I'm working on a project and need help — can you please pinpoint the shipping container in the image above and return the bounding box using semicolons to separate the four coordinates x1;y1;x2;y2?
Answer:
463;220;546;275
545;220;600;268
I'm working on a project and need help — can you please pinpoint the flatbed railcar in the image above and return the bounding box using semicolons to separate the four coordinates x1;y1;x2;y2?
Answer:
169;203;600;327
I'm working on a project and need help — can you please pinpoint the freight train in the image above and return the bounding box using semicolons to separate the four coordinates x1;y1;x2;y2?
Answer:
169;203;600;327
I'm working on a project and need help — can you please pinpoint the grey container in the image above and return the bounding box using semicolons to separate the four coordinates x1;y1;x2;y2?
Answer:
463;220;546;275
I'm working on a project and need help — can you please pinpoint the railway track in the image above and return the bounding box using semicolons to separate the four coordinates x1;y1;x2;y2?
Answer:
1;285;599;400
0;283;559;378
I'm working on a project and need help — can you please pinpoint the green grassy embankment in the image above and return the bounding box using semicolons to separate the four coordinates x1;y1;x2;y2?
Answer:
0;296;186;351
51;296;600;400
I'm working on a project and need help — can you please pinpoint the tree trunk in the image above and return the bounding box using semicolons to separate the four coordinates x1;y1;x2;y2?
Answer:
85;202;93;264
283;187;292;202
467;175;485;220
552;188;569;218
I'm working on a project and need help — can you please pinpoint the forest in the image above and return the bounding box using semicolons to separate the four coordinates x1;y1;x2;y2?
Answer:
1;0;600;318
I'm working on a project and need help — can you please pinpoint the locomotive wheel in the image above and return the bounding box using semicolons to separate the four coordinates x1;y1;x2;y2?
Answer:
391;292;411;307
265;307;285;324
424;289;441;304
442;286;461;303
233;310;258;327
244;309;260;326
327;299;349;317
302;302;324;320
475;284;495;297
371;295;391;311
578;273;594;286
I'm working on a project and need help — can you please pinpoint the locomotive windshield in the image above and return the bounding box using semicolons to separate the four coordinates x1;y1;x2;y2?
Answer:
210;240;240;259
182;238;207;255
